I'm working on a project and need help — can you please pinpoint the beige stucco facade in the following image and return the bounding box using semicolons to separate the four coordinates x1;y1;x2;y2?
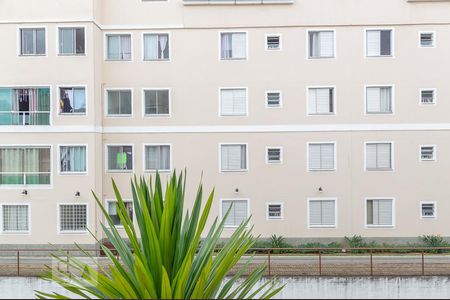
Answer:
1;0;450;246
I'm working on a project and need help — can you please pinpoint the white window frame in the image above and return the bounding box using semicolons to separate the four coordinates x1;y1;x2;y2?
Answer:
265;90;282;108
57;144;88;175
0;144;53;190
104;88;133;117
306;29;336;59
364;85;395;115
419;88;437;105
365;197;395;228
57;203;89;234
307;198;338;229
418;31;436;48
143;143;172;173
219;143;249;173
1;203;31;234
17;26;48;57
364;141;394;172
220;198;250;228
218;31;248;61
420;201;437;219
56;84;88;116
104;32;133;62
56;25;87;56
105;199;134;228
419;144;436;162
306;86;337;116
265;33;282;51
364;28;395;58
307;142;337;172
141;32;171;62
265;146;283;164
105;144;135;173
218;87;248;117
141;88;171;117
0;84;53;126
266;202;284;220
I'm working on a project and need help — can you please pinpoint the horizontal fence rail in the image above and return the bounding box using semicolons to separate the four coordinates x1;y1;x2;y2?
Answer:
1;247;450;277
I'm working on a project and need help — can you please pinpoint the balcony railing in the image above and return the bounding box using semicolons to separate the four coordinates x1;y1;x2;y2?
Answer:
183;0;293;5
0;111;50;126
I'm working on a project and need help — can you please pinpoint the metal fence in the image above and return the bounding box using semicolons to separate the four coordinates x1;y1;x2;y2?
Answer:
2;247;450;277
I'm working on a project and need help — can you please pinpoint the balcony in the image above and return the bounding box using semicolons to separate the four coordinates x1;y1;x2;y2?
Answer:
183;0;293;5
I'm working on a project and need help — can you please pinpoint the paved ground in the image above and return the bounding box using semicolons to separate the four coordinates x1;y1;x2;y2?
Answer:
1;254;450;277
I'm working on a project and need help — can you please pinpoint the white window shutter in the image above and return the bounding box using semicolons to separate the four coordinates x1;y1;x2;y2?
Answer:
308;144;321;169
321;200;336;226
222;201;234;226
377;143;391;169
319;31;334;57
367;87;381;113
321;144;335;169
378;199;393;225
309;201;322;225
232;33;246;59
316;88;331;114
220;90;234;115
308;89;317;114
367;30;381;56
234;200;248;225
233;89;247;115
222;145;244;170
366;144;377;169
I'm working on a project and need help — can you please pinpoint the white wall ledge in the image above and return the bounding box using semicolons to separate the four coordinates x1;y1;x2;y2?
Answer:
183;0;293;5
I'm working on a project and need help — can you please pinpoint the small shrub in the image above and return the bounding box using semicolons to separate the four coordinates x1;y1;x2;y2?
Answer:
420;235;449;253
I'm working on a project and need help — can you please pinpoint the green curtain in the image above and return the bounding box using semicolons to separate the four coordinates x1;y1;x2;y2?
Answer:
0;88;12;125
36;88;50;125
0;148;24;185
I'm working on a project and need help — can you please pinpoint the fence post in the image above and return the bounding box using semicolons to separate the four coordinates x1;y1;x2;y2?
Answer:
319;250;322;276
421;251;425;276
17;250;20;276
268;250;271;277
370;249;373;276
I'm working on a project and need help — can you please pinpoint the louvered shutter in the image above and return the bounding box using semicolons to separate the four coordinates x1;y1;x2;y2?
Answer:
319;31;334;57
367;30;381;56
220;90;234;115
321;144;335;170
316;88;332;113
233;89;247;115
366;87;381;113
308;144;321;170
234;200;248;226
366;144;377;169
309;201;322;226
231;33;246;59
377;143;391;169
321;200;336;226
221;145;245;171
222;200;234;226
378;199;393;225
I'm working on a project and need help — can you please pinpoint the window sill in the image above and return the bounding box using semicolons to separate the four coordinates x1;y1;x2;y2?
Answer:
106;170;134;173
267;217;283;221
58;231;89;235
105;59;132;62
59;113;87;116
58;53;86;57
59;172;88;176
366;225;394;228
143;59;170;62
308;56;336;59
185;0;293;5
307;113;336;116
366;168;393;172
144;114;171;118
308;225;337;229
308;169;336;172
144;169;172;173
1;231;31;235
365;55;393;58
18;54;47;57
220;58;247;61
105;115;133;118
220;169;249;173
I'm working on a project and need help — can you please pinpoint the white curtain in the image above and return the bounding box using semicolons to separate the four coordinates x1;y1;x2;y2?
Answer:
146;146;170;171
120;35;131;60
60;146;86;172
221;33;232;59
3;205;28;232
158;34;168;59
221;145;246;171
379;87;392;113
144;34;158;60
231;33;246;59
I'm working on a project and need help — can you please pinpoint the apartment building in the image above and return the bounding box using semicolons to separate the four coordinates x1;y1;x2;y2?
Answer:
0;0;449;247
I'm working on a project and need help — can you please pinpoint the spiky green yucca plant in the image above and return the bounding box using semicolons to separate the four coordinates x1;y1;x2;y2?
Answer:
36;171;283;299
